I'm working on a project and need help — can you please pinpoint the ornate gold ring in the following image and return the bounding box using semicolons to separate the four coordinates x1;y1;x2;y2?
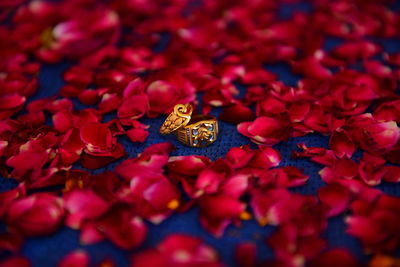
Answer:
160;104;218;147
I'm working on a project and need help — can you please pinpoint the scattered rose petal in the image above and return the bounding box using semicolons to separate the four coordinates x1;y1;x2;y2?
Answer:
219;104;254;124
318;183;352;217
131;234;222;267
235;243;257;267
237;115;291;146
5;193;64;236
58;250;89;267
0;256;31;267
94;204;147;249
310;249;358;267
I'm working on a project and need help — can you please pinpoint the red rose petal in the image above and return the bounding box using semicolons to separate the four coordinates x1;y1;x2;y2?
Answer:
80;122;114;153
235;243;257;267
225;146;254;169
219;104;254;124
167;155;211;177
131;234;222;267
256;96;286;117
79;222;104;245
99;93;122;114
288;101;311;123
142;179;180;212
249;147;281;169
0;232;24;253
6;151;49;180
64;189;110;229
95;204;147;249
358;153;386;186
346;194;400;253
145;78;195;117
250;188;293;226
221;174;249;198
130;250;166;267
78;90;99;106
0;256;31;267
237;115;291;146
6;193;64;236
118;94;148;119
318;183;352;217
199;194;245;236
0;94;25;110
53;110;73;133
0;183;26;219
126;128;149;143
63;66;93;87
374;100;400;122
383;166;400;183
58;250;89;267
310;249;358;267
80;143;125;170
329;130;356;158
365;121;400;151
196;159;232;195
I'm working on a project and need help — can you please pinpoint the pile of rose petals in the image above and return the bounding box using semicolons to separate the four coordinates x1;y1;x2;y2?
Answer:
1;0;400;266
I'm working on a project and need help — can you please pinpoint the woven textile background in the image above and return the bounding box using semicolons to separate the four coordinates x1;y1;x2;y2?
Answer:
1;1;400;266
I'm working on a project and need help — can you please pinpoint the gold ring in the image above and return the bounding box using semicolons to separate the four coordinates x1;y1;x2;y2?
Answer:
160;104;218;147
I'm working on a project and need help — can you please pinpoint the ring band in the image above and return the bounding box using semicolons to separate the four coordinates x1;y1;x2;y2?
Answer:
160;104;218;147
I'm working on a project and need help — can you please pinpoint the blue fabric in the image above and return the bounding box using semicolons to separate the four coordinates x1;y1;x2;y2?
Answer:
1;1;400;266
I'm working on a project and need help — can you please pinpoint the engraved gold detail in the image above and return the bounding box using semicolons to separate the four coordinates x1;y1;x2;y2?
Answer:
160;104;218;147
159;104;193;135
